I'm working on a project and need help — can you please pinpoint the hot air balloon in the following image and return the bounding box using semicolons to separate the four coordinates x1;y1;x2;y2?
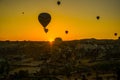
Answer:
114;33;117;36
22;12;24;14
38;13;51;28
118;37;120;40
44;28;48;33
96;16;100;20
65;30;68;34
57;0;61;5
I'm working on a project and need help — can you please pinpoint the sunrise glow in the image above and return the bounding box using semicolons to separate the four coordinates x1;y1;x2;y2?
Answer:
0;0;120;41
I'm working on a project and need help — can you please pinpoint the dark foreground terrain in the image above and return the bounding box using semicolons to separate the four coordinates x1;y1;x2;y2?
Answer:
0;39;120;80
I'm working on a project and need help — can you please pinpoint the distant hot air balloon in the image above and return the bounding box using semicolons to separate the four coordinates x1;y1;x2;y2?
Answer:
22;12;24;14
65;30;68;34
118;36;120;40
114;33;117;36
96;16;100;20
44;28;48;33
38;13;51;28
57;0;61;5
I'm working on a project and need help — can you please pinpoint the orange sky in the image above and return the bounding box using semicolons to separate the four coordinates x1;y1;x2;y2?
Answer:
0;0;120;41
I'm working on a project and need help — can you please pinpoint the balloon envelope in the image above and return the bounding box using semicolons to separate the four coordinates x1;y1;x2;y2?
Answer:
22;12;24;14
38;13;51;28
118;37;120;39
65;30;68;34
96;16;100;20
57;1;61;5
114;33;117;36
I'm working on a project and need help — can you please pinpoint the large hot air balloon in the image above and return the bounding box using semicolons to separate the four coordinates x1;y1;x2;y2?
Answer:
38;13;51;28
96;16;100;20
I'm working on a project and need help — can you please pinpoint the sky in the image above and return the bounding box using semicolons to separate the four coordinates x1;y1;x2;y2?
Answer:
0;0;120;41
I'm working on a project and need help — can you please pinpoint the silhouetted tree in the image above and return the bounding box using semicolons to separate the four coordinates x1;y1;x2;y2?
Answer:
116;68;120;80
0;58;9;79
81;75;87;80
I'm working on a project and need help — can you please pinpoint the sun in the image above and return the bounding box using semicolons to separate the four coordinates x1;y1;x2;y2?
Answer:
49;39;54;46
49;39;54;43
